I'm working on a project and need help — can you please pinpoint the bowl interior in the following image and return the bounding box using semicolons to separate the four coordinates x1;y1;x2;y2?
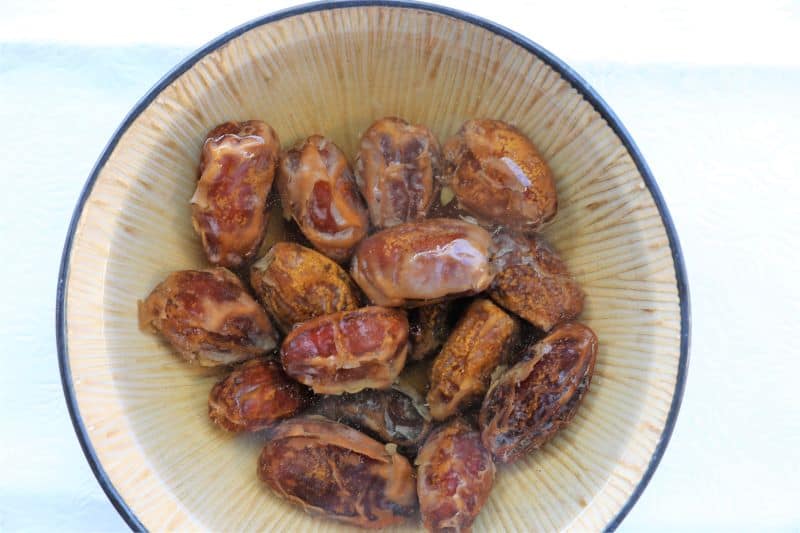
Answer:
63;4;684;531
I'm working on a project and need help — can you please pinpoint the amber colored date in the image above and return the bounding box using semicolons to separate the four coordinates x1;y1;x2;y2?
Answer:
208;358;309;432
408;301;453;361
490;230;584;331
311;384;431;453
191;120;280;268
355;117;442;228
416;418;495;533
427;299;519;420
258;416;417;529
480;322;598;463
280;306;409;394
250;242;359;333
277;135;370;262
442;119;557;231
138;268;278;366
350;218;495;307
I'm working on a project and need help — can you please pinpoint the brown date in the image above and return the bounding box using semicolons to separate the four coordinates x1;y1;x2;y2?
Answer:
480;322;598;463
191;120;280;268
355;117;442;228
490;230;584;331
442;119;557;231
350;218;495;307
138;268;278;366
409;301;452;361
258;416;417;529
427;299;519;420
280;306;409;394
277;135;370;262
208;358;310;432
416;418;495;533
249;242;360;333
311;383;432;454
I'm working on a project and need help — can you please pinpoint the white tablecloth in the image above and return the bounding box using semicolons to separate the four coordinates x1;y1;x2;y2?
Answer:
2;1;798;530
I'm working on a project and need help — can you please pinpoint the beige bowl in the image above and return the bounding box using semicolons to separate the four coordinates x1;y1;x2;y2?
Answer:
57;2;689;531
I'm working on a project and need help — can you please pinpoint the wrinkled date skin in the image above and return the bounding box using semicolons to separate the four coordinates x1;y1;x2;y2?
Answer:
416;418;495;533
409;301;453;361
351;218;495;307
208;358;310;432
442;119;557;232
191;120;280;268
311;384;432;454
490;229;584;331
258;416;417;529
250;242;360;333
138;268;278;366
427;299;519;420
280;307;409;394
277;135;370;262
355;117;442;228
480;322;598;463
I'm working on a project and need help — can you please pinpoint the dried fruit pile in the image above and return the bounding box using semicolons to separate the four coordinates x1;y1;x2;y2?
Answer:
138;117;598;531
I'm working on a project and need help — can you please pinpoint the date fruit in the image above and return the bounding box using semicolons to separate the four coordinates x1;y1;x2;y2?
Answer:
416;418;495;533
191;120;280;268
208;358;310;432
355;117;441;228
480;322;598;463
442;119;557;231
409;301;452;361
490;230;584;331
280;306;409;394
250;242;359;333
277;135;370;262
427;299;519;420
258;416;417;529
351;218;495;307
138;268;278;366
311;383;431;453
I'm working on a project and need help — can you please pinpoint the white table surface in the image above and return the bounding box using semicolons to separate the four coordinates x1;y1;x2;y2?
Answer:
2;1;799;531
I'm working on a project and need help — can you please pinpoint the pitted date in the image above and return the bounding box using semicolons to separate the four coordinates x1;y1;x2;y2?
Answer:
480;322;598;463
311;383;431;453
355;117;442;228
280;306;409;394
427;299;519;420
277;135;370;262
138;268;278;366
250;242;359;333
350;218;495;307
258;416;417;529
191;120;280;268
442;119;557;231
416;418;495;533
208;358;310;432
490;230;584;331
409;301;453;361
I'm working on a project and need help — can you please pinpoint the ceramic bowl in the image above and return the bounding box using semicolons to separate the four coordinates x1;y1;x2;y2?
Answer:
57;2;689;530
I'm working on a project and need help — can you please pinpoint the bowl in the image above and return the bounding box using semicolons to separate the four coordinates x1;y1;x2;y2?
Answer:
57;2;690;530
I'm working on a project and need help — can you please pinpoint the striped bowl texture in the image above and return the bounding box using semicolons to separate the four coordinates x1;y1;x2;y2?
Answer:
57;2;689;531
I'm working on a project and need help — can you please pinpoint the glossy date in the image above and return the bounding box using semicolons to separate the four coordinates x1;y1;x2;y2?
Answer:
350;218;495;307
138;268;277;366
479;322;598;463
442;119;557;231
277;135;370;262
280;307;409;394
258;416;417;529
427;299;519;420
208;358;310;432
191;120;280;268
249;242;359;333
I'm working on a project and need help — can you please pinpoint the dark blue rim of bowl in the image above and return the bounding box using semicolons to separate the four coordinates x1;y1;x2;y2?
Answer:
56;1;690;531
